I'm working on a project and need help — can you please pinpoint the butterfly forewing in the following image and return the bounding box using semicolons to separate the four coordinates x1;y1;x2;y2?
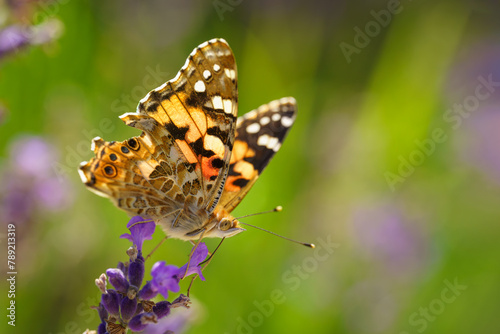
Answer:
217;97;297;213
120;39;238;214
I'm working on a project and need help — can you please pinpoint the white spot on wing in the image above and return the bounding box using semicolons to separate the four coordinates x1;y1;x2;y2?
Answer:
257;134;270;147
194;80;206;93
269;100;280;112
243;110;257;120
267;136;279;149
260;116;270;125
213;64;221;72
281;116;294;127
273;143;282;152
272;113;281;122
257;134;280;150
212;95;223;110
246;123;260;134
224;68;235;80
223;99;233;114
203;70;211;80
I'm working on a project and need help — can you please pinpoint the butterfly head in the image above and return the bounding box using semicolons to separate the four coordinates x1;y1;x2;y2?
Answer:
203;209;245;239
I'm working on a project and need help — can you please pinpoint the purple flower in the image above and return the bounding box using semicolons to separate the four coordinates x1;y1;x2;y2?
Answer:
120;216;155;251
10;136;58;177
129;312;157;332
142;305;196;334
120;297;138;321
106;269;129;294
128;257;145;288
92;220;206;333
351;202;427;277
0;20;63;59
177;243;209;280
149;261;181;299
0;136;74;225
0;25;29;58
141;243;209;300
152;301;171;319
101;290;121;316
454;106;500;185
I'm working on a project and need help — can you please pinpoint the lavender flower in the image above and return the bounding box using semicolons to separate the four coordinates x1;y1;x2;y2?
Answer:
120;216;156;251
0;19;63;59
177;243;208;281
0;25;29;58
351;202;428;278
0;135;73;225
92;216;208;333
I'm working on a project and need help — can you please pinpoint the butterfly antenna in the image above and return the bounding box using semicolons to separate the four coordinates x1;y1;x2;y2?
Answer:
235;206;315;248
238;221;315;248
234;206;283;220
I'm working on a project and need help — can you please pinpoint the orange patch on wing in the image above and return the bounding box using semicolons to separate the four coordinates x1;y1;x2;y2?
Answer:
190;108;208;135
225;175;244;192
201;156;220;180
230;140;255;164
175;139;198;164
233;160;256;179
163;93;202;143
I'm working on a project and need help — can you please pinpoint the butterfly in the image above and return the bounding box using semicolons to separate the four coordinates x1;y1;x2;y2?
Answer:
79;38;297;242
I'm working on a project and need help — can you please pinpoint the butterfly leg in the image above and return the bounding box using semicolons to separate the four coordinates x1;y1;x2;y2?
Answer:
144;210;183;260
187;237;225;297
189;240;213;257
182;229;207;279
145;235;169;261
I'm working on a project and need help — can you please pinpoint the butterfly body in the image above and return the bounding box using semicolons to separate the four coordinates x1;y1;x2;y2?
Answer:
79;39;296;241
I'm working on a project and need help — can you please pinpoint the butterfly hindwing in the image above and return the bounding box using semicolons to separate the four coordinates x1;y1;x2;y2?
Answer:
78;135;188;219
216;97;297;213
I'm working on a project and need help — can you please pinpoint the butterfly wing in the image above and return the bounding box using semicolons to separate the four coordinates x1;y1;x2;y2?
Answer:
79;135;188;220
121;38;238;214
79;39;238;228
216;97;297;213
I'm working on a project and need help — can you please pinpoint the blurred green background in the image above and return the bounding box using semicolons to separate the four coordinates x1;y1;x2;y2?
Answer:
1;0;500;333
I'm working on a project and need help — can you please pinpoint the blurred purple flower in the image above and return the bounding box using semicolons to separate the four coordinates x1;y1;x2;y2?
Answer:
447;44;500;184
447;43;500;104
455;106;500;184
0;20;63;59
0;25;30;57
10;135;58;177
351;202;427;277
142;306;196;334
120;216;156;251
0;135;73;225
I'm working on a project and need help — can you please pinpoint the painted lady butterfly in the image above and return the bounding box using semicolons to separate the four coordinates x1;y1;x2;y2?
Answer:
79;39;296;241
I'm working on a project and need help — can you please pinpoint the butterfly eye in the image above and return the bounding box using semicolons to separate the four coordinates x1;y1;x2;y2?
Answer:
103;164;117;177
219;219;232;231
